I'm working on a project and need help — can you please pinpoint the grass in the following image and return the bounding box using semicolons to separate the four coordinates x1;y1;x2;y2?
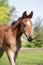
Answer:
0;48;43;65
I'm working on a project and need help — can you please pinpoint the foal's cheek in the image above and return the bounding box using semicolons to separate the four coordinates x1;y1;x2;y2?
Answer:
23;28;27;33
21;26;24;33
22;28;25;33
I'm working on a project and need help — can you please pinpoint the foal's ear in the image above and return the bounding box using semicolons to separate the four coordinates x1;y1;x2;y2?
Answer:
27;11;33;18
22;11;27;18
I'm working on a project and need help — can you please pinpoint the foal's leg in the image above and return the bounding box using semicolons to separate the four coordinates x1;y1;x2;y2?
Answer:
14;40;21;61
6;48;15;65
14;50;18;62
0;47;4;58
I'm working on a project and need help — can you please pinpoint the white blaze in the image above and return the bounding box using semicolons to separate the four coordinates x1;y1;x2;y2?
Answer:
27;21;30;26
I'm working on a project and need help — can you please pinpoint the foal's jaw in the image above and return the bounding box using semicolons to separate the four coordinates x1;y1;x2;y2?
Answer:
24;32;34;42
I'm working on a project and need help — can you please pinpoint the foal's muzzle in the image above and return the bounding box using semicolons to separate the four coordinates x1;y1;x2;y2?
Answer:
26;34;34;42
28;36;34;42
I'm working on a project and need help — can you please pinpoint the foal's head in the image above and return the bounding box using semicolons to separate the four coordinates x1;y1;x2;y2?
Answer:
20;11;34;42
12;11;34;42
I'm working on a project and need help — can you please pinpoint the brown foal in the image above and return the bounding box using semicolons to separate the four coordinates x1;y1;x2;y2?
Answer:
0;11;33;65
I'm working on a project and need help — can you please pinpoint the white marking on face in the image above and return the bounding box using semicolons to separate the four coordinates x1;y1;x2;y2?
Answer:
27;21;30;26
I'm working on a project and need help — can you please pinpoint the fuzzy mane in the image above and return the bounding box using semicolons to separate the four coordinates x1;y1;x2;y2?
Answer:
11;17;22;25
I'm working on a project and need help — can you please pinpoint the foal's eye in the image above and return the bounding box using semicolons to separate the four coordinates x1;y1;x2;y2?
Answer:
23;24;26;27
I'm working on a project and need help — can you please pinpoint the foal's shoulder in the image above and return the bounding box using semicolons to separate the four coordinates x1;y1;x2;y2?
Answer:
0;25;6;30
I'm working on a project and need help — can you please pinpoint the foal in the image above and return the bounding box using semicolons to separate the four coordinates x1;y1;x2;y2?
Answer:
0;11;33;65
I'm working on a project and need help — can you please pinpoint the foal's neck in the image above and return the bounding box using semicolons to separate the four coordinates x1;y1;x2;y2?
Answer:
12;24;22;40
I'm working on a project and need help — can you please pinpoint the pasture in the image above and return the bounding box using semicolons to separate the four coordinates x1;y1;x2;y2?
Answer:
0;48;43;65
